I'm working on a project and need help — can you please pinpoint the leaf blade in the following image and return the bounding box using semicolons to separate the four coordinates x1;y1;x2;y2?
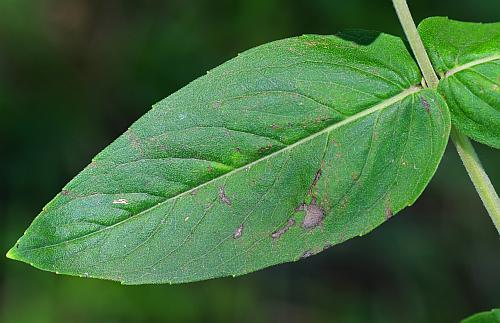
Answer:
418;17;500;148
8;32;450;284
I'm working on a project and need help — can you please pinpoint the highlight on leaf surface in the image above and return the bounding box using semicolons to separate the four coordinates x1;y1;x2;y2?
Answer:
461;309;500;323
418;17;500;148
7;30;451;284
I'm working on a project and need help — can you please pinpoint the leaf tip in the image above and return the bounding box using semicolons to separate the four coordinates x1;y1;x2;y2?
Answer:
6;246;20;261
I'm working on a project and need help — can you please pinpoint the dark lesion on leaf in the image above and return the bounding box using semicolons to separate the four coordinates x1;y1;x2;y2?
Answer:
300;250;315;259
307;168;323;196
296;165;327;230
271;218;296;239
323;243;333;251
420;96;430;113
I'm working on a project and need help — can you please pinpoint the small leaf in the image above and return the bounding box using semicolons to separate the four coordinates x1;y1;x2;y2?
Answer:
462;309;500;323
7;31;450;284
418;17;500;148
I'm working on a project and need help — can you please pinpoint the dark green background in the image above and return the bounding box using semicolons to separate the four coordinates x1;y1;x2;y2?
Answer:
1;0;499;322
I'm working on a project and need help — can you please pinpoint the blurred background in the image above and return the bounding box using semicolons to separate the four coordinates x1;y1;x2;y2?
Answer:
1;0;499;322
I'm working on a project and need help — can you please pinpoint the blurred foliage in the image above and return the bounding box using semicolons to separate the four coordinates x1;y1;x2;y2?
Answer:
0;0;499;322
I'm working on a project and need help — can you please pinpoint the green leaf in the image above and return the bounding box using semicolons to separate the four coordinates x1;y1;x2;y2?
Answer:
418;17;500;148
462;309;500;323
7;32;450;284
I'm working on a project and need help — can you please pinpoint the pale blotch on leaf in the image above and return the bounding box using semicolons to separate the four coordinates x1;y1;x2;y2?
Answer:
112;199;129;205
218;186;232;206
297;198;325;230
233;224;244;239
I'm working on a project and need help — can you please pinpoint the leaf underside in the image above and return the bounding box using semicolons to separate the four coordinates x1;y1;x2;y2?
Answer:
8;30;452;284
419;17;500;148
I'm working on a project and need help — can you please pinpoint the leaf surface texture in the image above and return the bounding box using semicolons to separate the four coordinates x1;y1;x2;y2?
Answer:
8;31;450;284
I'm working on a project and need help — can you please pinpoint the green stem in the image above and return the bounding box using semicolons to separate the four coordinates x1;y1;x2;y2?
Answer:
451;128;500;233
392;0;500;234
392;0;439;89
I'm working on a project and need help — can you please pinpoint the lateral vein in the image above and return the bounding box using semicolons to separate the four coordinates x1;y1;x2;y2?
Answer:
444;54;500;78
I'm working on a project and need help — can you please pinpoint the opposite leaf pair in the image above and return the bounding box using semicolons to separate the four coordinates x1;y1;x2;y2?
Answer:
7;17;499;285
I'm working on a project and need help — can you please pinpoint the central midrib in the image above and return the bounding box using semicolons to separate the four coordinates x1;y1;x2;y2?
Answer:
17;85;422;253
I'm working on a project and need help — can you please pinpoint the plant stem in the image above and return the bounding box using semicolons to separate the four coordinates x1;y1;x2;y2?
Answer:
451;128;500;233
392;0;500;233
392;0;439;89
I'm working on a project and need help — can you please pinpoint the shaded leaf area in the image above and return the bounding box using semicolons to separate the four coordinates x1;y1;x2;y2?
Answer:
8;32;450;284
418;17;500;148
462;309;500;323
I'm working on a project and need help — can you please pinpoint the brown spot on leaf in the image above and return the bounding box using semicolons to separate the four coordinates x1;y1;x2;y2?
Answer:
61;190;70;196
300;198;325;230
218;186;232;206
307;168;323;196
271;124;279;130
323;243;333;251
420;97;430;113
258;143;273;154
351;172;360;181
233;224;244;239
385;206;394;220
301;250;314;259
271;218;296;239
